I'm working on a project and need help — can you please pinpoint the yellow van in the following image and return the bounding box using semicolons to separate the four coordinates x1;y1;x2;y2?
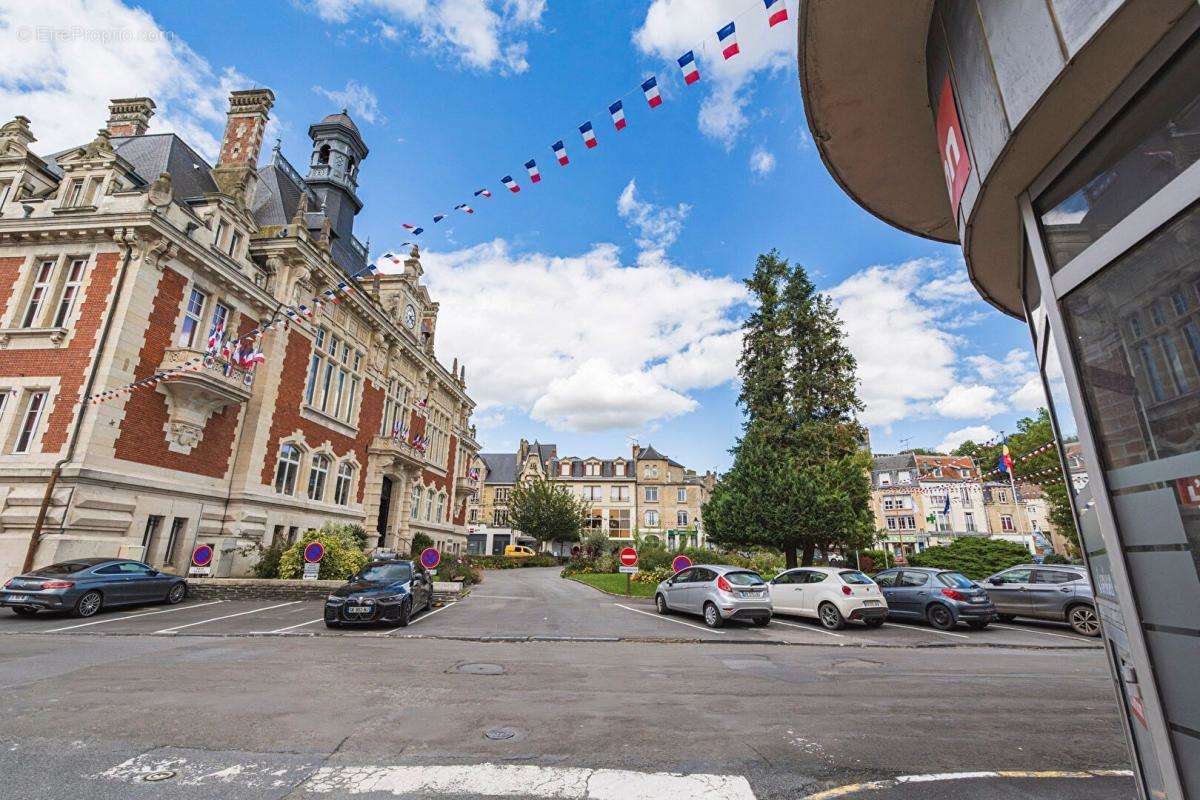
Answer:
503;545;537;558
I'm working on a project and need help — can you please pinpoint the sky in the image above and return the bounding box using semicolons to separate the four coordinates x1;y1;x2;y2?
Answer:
0;0;1063;472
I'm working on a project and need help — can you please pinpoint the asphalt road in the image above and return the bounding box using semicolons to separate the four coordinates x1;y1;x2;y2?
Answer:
0;568;1133;799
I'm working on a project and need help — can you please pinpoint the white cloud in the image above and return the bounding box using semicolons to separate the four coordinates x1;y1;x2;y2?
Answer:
418;238;746;434
313;79;383;124
934;385;1005;419
936;425;998;455
749;145;776;176
634;0;795;148
617;179;691;265
0;0;254;160
305;0;546;74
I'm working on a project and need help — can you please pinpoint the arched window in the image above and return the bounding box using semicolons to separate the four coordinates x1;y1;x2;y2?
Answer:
346;156;355;174
334;462;354;505
307;454;329;501
410;485;421;520
425;489;435;521
317;144;330;164
436;493;445;522
274;444;302;495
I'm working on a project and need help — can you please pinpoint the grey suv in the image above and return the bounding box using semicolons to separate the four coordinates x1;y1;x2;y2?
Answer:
983;564;1099;637
655;565;772;628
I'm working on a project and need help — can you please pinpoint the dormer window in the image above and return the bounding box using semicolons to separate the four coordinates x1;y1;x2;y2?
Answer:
614;462;625;477
228;230;243;258
318;144;331;164
214;218;229;250
560;463;570;476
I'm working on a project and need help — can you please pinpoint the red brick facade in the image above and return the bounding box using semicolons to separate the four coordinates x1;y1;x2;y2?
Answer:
112;266;244;477
258;329;384;502
0;252;118;453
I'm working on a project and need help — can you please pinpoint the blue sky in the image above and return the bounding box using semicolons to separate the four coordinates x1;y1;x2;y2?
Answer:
0;0;1053;472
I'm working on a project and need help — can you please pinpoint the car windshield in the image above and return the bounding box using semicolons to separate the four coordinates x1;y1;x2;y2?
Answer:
937;572;975;589
724;571;765;586
355;564;412;584
839;571;873;585
31;562;94;576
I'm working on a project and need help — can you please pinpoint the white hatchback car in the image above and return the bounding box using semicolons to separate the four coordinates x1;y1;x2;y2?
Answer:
769;567;888;630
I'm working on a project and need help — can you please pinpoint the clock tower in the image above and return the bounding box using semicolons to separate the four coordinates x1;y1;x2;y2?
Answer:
375;245;438;350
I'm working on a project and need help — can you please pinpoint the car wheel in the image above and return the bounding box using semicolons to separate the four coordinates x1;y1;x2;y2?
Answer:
702;602;724;629
752;615;771;627
73;590;103;618
1067;604;1101;637
966;620;989;630
396;597;413;628
863;617;885;629
818;602;846;630
996;614;1016;623
655;594;669;615
166;583;187;605
926;603;955;630
325;621;341;629
11;606;38;617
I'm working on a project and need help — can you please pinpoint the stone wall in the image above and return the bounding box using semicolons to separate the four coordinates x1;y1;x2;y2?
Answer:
186;578;340;601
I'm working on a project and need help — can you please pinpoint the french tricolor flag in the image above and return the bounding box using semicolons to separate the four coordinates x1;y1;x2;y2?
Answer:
764;0;788;27
607;102;625;131
717;21;739;60
552;140;569;166
678;50;700;85
641;76;662;108
454;203;474;214
501;175;521;193
580;121;599;147
524;159;541;183
382;251;402;264
474;188;492;198
402;223;424;235
433;214;446;223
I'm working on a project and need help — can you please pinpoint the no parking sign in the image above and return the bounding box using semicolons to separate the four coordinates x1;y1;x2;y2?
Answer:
420;547;442;570
189;543;213;576
671;554;692;574
302;541;325;580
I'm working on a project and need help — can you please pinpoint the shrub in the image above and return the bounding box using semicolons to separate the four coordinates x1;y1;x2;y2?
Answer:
471;554;560;569
908;537;1033;580
435;556;481;585
250;539;286;579
410;532;434;556
632;565;673;585
851;549;893;575
278;524;369;581
1042;553;1072;565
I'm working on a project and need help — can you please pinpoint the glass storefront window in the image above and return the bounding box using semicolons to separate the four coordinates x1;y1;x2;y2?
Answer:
1035;33;1200;272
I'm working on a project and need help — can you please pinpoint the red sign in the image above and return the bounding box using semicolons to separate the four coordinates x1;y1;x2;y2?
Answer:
303;542;325;563
671;554;692;573
1176;476;1200;508
935;74;971;218
191;544;213;567
619;547;638;567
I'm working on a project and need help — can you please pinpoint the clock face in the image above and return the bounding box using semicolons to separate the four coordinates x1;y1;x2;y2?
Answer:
404;303;417;329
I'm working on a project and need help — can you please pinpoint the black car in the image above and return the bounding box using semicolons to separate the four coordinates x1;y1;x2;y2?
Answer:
2;558;187;618
324;560;434;628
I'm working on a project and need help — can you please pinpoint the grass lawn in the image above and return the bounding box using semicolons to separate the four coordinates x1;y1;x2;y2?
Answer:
567;572;657;598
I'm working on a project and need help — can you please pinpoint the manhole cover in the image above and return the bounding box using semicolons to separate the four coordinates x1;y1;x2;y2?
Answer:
484;727;518;740
142;771;176;782
449;662;505;675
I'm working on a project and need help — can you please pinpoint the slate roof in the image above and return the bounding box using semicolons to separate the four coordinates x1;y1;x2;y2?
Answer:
636;444;685;468
320;111;360;135
548;457;634;479
871;453;918;473
479;453;517;485
46;133;217;198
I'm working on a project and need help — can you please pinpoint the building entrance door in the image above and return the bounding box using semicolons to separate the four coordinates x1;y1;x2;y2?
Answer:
376;476;393;548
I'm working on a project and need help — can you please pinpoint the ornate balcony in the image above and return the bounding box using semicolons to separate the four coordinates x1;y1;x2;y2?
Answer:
156;346;253;454
368;435;426;472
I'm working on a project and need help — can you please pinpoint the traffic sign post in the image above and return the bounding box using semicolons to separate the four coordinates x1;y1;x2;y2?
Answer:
671;554;692;574
302;541;325;580
619;547;638;596
420;547;441;571
189;543;214;577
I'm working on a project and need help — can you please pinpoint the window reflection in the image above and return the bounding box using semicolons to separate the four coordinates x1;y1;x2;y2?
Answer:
1036;33;1200;272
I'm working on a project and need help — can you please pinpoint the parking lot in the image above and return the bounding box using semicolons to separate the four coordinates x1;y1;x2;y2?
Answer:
0;567;1102;650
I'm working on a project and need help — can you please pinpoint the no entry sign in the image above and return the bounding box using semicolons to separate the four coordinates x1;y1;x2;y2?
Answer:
420;547;442;570
671;554;692;573
191;543;214;567
619;547;638;567
303;542;325;564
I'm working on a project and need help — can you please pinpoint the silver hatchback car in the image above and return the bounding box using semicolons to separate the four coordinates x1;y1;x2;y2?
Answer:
983;563;1100;636
655;564;772;628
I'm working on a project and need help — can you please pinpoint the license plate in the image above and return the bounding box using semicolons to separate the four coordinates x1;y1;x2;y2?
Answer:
863;600;882;607
738;591;761;599
347;606;371;614
970;596;986;603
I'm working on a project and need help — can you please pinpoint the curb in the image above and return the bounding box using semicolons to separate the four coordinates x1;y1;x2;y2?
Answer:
800;769;1134;799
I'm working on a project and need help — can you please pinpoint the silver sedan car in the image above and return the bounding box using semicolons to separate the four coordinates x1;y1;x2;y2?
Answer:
655;564;772;628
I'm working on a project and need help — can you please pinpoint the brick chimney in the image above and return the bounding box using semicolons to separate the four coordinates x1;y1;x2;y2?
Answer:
212;88;274;207
106;97;155;137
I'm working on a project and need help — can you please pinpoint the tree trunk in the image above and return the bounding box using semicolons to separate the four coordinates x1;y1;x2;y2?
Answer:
785;548;797;569
801;541;816;566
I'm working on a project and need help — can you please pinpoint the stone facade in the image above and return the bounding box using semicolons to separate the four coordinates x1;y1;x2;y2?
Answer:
0;90;479;578
467;440;715;553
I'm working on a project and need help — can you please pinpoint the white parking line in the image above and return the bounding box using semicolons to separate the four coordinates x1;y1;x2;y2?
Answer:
258;618;326;634
769;618;845;638
884;622;971;639
614;603;724;634
990;623;1091;642
154;602;300;633
392;600;460;630
470;594;534;600
42;601;225;633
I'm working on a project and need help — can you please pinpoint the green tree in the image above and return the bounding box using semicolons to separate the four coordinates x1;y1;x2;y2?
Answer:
278;524;368;581
704;252;874;568
908;536;1032;580
409;532;434;555
508;476;588;550
952;408;1080;553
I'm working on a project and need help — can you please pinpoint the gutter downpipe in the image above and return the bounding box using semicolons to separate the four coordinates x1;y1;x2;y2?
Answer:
21;229;138;573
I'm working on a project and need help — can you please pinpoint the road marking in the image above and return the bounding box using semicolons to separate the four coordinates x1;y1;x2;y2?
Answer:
470;594;534;600
883;622;970;639
989;623;1091;642
801;769;1134;799
614;603;724;634
41;601;225;632
769;618;845;638
154;602;300;633
258;617;325;634
391;600;459;631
